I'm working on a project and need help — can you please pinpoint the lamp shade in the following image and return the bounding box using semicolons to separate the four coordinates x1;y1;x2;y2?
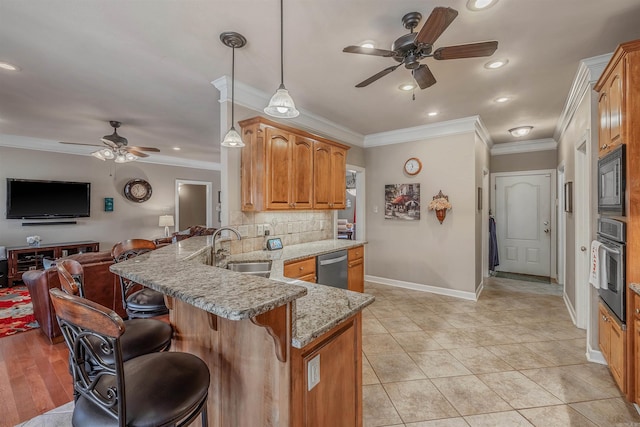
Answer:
264;85;300;118
221;126;245;147
159;215;174;227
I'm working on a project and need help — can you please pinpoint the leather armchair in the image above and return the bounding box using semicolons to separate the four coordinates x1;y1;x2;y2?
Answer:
22;251;124;344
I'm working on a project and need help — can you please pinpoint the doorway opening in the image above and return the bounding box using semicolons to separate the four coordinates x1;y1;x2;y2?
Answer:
175;180;213;231
337;166;365;241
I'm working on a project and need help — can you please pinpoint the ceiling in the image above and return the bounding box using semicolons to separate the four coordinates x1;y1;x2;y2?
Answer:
2;0;640;165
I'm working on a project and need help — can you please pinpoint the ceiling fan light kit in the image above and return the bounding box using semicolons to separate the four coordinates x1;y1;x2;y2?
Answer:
509;126;533;137
264;0;299;119
343;6;499;90
220;31;247;148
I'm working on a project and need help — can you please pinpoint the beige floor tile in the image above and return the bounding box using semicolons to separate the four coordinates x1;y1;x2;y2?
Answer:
477;371;563;408
465;326;517;346
406;418;470;426
448;347;514;374
431;375;511;416
363;384;403;427
570;397;640;426
378;316;423;333
392;331;443;352
369;304;406;319
383;379;460;423
522;340;588;366
363;317;390;335
428;329;479;349
362;354;380;385
521;366;620;403
485;344;555;369
363;333;404;355
411;315;458;331
464;411;533;426
367;352;427;383
409;350;472;378
519;405;598;427
561;363;624;397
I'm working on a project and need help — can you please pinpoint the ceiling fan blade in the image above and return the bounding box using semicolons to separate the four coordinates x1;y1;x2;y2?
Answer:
100;138;120;149
413;64;437;89
415;7;458;46
433;41;498;60
343;45;396;57
128;146;160;152
125;148;149;158
59;141;102;147
355;64;401;88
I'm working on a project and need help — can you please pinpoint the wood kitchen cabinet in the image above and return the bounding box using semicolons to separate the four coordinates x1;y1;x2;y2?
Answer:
239;116;349;211
347;245;364;293
635;292;640;404
291;313;362;427
284;257;317;283
599;302;626;393
597;59;624;157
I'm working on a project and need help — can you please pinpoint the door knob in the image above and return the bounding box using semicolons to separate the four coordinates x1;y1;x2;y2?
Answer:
581;246;587;251
543;221;549;226
544;229;550;234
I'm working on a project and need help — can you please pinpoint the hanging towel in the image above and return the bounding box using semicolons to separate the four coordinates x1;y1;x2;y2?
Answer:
589;240;603;289
489;217;499;272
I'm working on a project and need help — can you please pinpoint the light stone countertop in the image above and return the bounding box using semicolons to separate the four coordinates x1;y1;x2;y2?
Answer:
110;236;374;349
630;283;640;296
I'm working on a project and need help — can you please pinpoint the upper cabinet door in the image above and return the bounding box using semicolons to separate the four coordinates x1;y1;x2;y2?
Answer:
265;127;293;210
608;60;624;147
330;147;347;209
291;137;314;209
313;141;333;209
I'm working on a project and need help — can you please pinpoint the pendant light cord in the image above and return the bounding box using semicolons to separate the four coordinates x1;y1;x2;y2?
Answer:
231;45;235;124
280;0;284;86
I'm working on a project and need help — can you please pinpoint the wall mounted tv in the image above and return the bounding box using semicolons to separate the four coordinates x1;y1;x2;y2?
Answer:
6;179;91;219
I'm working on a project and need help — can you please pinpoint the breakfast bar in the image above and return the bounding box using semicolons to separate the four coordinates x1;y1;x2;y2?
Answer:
110;236;374;427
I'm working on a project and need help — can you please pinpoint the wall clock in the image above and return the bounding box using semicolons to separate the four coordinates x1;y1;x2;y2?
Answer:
124;179;152;203
404;157;422;176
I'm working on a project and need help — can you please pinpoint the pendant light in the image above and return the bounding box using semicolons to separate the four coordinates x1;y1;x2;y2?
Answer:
264;0;299;118
220;32;247;147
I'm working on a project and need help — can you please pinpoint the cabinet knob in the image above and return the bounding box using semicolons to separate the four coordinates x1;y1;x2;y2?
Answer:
601;144;609;150
636;308;640;314
299;266;304;271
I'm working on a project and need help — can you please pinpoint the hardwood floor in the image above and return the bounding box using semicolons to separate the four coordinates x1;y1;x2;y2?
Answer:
0;329;73;427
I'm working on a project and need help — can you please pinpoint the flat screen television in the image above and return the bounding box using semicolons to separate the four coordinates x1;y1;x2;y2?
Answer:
6;179;91;219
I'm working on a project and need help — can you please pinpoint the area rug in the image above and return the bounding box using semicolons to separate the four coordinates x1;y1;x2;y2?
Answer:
495;271;551;284
0;286;39;338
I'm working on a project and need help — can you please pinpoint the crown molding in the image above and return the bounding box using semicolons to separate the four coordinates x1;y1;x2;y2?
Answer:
474;116;493;149
553;53;612;142
0;134;221;171
490;138;557;156
212;76;365;147
364;116;485;147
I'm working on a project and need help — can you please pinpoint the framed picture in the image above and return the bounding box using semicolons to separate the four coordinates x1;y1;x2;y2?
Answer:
384;183;420;220
477;187;482;211
564;182;573;213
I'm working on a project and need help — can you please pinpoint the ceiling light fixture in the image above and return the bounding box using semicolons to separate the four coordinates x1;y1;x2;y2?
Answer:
466;0;498;11
264;0;299;118
428;112;438;117
0;61;20;71
399;83;415;91
484;59;508;69
509;126;533;137
84;121;160;163
172;147;181;151
494;96;510;103
220;32;247;148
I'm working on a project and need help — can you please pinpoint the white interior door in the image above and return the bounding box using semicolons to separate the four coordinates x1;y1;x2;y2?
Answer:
494;172;552;276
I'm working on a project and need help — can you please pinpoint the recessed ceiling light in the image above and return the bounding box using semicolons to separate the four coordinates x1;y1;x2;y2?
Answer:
494;97;510;103
399;83;415;91
466;0;498;11
360;42;375;49
484;59;508;69
0;61;20;71
172;147;181;151
509;126;533;137
427;112;438;117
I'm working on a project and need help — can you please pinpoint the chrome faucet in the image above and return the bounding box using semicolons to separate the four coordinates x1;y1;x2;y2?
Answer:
212;226;242;266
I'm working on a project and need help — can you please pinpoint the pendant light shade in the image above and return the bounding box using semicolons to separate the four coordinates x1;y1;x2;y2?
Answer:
220;32;247;148
264;0;299;118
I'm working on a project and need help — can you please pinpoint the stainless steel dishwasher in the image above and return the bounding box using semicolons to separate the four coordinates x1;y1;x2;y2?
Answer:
316;250;348;289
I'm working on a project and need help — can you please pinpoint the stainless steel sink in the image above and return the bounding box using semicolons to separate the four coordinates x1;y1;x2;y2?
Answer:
226;260;272;278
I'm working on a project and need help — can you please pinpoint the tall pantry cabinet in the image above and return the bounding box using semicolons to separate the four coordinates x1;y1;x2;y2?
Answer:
594;38;640;402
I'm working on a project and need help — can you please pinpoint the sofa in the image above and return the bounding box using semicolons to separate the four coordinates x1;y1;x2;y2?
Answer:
153;225;217;247
22;251;124;343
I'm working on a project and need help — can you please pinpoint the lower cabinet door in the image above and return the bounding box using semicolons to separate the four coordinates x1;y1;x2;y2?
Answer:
609;316;626;392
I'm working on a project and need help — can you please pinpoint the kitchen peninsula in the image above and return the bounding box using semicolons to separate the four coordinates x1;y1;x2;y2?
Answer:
110;236;374;427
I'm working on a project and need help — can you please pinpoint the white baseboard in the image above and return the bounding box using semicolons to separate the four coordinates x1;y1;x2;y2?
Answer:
365;275;478;301
563;291;579;327
476;280;484;300
586;342;607;365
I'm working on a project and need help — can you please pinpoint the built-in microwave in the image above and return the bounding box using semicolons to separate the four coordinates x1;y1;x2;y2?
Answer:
598;144;626;215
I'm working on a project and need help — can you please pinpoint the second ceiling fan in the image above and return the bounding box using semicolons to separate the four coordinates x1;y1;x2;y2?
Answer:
343;6;498;89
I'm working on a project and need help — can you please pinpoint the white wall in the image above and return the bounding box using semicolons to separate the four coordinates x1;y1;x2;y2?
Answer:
0;147;220;250
364;132;479;298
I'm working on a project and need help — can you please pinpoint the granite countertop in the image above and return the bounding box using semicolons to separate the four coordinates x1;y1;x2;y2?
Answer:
630;283;640;296
110;236;375;349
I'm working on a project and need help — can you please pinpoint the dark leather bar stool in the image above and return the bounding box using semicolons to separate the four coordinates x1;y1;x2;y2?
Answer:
49;287;209;427
57;259;173;362
111;239;169;319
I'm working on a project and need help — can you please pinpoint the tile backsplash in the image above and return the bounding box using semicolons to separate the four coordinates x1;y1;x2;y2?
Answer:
226;210;334;254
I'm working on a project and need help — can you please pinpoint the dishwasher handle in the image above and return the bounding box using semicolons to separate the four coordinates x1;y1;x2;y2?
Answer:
318;254;347;266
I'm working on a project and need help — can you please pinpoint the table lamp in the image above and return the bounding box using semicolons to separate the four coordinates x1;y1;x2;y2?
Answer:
159;215;174;237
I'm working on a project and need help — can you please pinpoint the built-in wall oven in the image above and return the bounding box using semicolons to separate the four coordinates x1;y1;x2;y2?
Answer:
598;145;626;215
597;218;626;324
